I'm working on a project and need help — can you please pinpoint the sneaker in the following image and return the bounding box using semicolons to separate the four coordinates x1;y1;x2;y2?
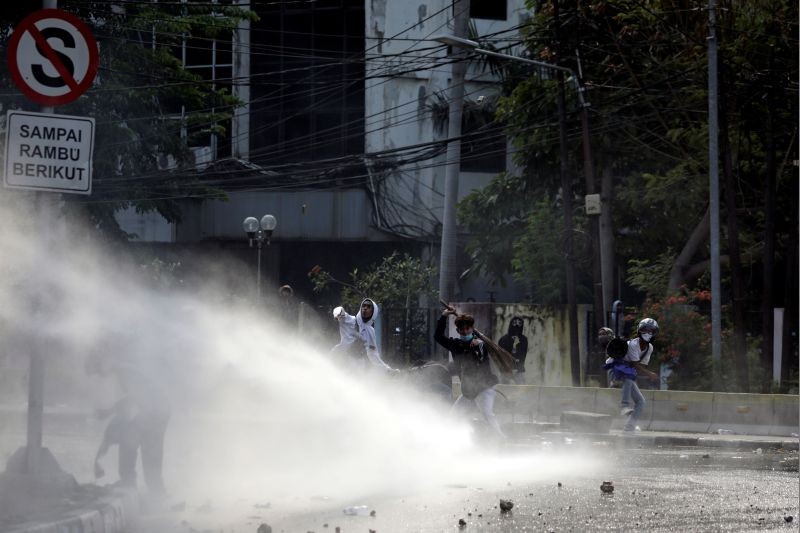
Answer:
620;407;634;417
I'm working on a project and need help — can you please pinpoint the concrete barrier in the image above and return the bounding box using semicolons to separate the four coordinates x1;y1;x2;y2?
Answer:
710;392;775;436
495;384;540;422
560;411;612;433
504;386;797;436
649;390;713;433
594;387;656;431
770;395;800;437
536;386;596;423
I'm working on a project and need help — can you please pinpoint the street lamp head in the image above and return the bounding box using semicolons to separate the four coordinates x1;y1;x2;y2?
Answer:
260;214;277;232
242;216;259;238
432;34;479;49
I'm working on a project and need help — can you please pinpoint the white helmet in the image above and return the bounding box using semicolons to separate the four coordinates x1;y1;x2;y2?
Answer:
637;318;659;335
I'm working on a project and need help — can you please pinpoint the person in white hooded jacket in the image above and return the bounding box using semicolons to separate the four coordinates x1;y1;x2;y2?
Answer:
332;298;395;372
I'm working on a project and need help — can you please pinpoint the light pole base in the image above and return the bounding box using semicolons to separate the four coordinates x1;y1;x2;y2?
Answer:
0;445;77;507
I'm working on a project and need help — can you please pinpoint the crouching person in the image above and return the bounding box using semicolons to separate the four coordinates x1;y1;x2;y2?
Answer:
604;318;660;432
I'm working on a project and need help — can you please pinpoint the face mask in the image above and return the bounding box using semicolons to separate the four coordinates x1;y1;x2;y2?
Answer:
460;333;473;342
641;332;653;342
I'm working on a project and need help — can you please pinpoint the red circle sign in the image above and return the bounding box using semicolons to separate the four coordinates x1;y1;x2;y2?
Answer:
7;9;99;106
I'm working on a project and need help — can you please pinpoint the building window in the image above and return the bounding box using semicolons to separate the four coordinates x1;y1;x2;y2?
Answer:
249;0;365;167
470;0;507;21
181;1;233;159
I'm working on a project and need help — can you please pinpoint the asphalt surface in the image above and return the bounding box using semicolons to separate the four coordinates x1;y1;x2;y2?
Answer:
1;407;797;533
133;436;799;533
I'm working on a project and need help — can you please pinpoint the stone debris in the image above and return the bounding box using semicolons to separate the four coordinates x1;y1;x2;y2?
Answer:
557;482;562;487
335;528;341;533
370;510;376;517
458;518;467;527
600;481;615;494
499;500;514;512
785;516;794;523
256;524;272;533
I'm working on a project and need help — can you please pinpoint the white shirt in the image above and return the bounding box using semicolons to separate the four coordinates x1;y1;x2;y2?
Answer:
624;338;653;365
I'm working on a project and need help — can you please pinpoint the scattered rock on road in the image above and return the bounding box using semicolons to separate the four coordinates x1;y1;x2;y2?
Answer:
499;500;514;512
785;516;794;523
458;518;467;527
256;524;272;533
600;481;614;494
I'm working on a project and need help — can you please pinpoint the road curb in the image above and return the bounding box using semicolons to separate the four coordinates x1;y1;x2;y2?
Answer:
5;489;138;533
532;429;799;451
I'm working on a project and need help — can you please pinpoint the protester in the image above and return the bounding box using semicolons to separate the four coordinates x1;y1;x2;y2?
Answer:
434;306;505;440
331;298;395;373
86;344;171;497
498;316;528;383
604;318;659;432
596;327;618;387
93;395;138;486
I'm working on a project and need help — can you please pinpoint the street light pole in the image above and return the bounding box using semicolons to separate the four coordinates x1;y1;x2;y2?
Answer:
243;214;277;302
437;0;470;305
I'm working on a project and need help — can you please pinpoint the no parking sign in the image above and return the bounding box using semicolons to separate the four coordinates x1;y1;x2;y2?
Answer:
7;9;99;106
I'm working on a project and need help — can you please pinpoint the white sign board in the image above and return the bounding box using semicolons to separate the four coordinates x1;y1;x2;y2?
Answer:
4;110;94;194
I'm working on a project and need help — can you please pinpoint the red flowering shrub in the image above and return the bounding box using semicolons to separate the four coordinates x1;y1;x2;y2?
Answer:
631;287;719;390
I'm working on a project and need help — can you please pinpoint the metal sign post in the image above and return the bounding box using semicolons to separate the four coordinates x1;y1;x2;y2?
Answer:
3;2;97;478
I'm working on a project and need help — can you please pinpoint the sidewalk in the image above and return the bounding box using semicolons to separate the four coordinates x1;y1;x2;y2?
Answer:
608;428;799;451
0;483;138;533
503;418;799;451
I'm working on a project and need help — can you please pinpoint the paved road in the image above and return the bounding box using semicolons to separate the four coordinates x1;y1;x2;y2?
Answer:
134;441;798;533
2;408;797;533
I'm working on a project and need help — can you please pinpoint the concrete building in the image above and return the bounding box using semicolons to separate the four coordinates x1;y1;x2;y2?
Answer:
117;0;530;304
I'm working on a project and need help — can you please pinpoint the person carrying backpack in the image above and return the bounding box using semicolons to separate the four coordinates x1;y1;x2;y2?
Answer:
604;318;660;432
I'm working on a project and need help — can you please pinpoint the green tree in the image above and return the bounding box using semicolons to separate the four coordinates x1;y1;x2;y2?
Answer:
309;252;437;312
0;2;257;237
459;0;797;389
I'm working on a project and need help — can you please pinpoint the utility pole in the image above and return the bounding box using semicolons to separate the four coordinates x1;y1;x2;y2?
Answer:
707;0;722;391
575;54;605;336
437;0;470;305
554;0;581;386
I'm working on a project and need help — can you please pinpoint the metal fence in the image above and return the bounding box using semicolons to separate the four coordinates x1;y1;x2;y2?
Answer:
380;306;440;366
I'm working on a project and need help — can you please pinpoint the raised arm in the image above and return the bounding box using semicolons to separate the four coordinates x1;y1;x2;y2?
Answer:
434;311;458;352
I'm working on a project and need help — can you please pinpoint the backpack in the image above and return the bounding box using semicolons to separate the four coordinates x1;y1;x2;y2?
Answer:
605;337;628;360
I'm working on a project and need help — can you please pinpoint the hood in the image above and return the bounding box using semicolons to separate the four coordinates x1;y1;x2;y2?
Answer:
507;316;524;336
356;298;379;328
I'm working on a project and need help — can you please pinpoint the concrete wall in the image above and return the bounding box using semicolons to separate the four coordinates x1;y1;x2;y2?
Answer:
496;385;800;437
492;303;593;386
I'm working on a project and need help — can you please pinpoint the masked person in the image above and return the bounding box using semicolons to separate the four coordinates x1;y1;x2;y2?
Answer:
604;318;660;432
434;307;505;440
596;327;618;387
498;316;528;383
332;298;395;373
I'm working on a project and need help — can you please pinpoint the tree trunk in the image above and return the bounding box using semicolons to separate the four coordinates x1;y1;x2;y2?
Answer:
600;162;616;317
719;67;749;391
781;190;798;387
668;207;710;292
